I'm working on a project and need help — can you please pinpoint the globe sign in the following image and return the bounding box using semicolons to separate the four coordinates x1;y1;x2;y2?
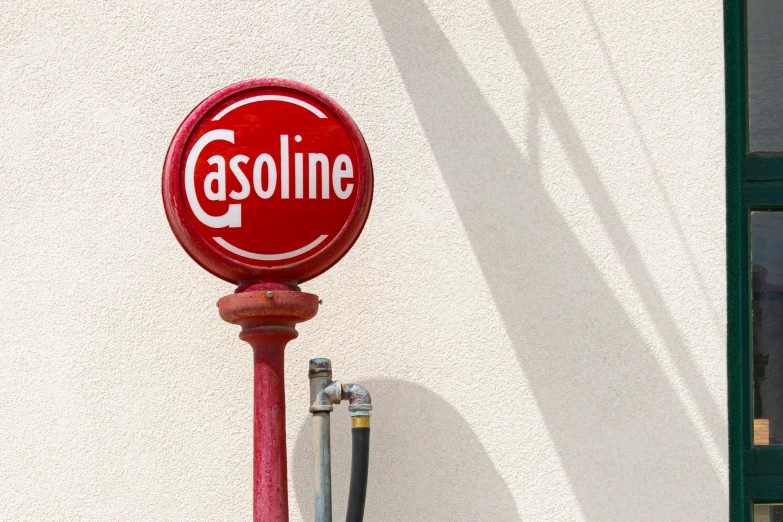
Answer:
163;79;373;284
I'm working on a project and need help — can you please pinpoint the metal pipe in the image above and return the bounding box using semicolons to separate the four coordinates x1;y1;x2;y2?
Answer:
312;412;332;522
309;359;340;522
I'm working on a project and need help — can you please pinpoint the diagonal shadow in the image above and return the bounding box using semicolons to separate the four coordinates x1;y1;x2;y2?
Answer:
574;0;724;334
370;1;726;520
487;0;725;453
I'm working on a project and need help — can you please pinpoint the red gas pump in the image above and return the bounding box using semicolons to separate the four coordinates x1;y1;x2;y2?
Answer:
162;79;373;521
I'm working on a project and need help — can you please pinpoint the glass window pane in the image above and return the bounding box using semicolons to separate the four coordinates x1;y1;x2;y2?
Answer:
755;504;783;522
751;212;783;444
747;0;783;152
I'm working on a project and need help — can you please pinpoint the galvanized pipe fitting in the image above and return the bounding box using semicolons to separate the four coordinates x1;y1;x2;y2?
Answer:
341;383;372;417
311;380;342;413
309;358;334;409
309;359;373;522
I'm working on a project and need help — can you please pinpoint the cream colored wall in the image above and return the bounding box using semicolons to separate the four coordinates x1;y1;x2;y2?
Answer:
0;1;727;520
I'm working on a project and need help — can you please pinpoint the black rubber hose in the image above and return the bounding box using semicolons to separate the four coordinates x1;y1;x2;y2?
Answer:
345;426;370;522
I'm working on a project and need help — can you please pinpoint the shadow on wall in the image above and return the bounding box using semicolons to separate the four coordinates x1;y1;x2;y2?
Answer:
292;379;520;522
363;1;727;521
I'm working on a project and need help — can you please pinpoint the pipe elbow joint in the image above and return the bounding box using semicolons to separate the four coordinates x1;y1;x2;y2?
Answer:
310;380;342;413
342;383;372;417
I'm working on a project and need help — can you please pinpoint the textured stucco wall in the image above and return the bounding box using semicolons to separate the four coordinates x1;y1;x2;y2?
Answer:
0;1;727;520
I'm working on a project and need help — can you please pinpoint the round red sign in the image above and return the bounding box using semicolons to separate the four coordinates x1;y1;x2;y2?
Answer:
163;79;373;284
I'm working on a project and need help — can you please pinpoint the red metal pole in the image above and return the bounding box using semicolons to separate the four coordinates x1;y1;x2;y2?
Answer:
219;282;319;522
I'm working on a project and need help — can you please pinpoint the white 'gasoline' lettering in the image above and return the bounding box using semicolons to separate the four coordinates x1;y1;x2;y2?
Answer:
203;134;353;202
184;131;354;229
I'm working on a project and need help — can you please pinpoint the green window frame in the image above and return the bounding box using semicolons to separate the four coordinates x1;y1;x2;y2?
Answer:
726;0;783;519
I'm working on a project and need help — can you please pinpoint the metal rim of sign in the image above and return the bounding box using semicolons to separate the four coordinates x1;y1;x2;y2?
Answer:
162;78;373;285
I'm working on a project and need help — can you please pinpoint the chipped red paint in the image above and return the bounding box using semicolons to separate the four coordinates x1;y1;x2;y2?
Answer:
219;283;319;522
